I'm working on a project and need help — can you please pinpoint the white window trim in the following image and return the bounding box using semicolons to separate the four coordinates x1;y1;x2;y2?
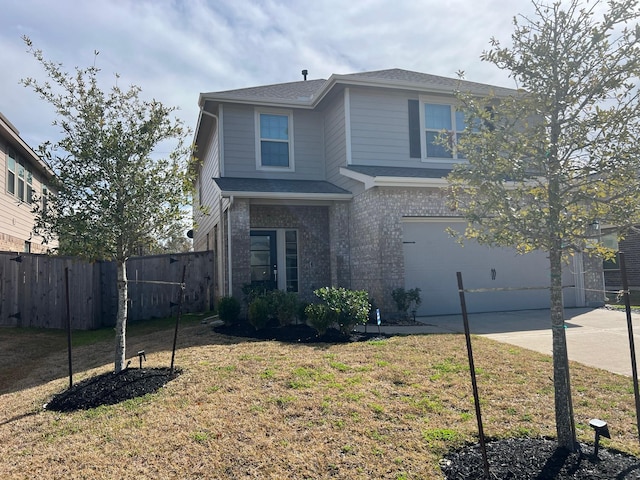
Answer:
418;95;466;164
255;108;295;172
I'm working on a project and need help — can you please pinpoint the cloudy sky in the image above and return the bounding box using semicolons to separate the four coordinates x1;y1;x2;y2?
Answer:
1;0;537;151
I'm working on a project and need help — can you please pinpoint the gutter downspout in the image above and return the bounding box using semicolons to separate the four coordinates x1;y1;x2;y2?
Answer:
227;195;234;296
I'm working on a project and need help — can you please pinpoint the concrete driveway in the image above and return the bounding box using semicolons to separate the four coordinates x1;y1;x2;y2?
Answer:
416;307;640;377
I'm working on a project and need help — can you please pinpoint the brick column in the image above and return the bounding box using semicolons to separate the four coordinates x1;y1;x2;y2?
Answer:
230;198;250;299
329;202;351;288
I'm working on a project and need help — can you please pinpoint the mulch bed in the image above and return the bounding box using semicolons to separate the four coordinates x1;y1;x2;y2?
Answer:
212;322;390;343
45;367;181;412
440;437;640;479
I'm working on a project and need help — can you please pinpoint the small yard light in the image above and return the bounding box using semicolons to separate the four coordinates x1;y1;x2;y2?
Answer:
589;418;610;459
137;350;146;369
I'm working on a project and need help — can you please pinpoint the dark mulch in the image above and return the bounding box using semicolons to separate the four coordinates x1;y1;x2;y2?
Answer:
212;322;390;343
441;437;640;479
45;367;181;412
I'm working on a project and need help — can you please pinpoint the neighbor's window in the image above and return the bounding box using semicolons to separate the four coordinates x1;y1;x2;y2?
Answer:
42;186;49;214
257;110;293;169
7;151;16;195
26;169;33;204
6;150;35;203
423;103;466;159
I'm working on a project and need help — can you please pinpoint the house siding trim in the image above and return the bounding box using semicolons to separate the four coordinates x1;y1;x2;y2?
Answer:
344;88;352;166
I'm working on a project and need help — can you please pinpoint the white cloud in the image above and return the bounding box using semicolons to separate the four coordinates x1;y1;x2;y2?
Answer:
0;0;535;150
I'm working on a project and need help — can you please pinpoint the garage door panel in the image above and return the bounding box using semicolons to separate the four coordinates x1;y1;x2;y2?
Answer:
402;220;575;316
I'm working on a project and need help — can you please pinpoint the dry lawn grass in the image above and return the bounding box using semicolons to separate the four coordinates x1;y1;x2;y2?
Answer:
1;316;639;479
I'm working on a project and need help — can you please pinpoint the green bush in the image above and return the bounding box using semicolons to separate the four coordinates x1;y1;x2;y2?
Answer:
305;303;337;335
248;297;270;330
313;287;370;335
391;287;422;319
217;296;241;325
270;290;299;326
297;301;309;324
241;283;269;306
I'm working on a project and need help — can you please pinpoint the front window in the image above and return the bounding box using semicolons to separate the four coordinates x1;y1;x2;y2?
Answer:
256;110;293;170
285;230;298;293
423;102;466;160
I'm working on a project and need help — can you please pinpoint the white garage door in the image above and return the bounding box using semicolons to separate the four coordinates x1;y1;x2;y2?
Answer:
402;219;577;316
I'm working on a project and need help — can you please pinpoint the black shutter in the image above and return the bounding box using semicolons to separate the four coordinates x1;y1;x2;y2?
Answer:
408;99;421;158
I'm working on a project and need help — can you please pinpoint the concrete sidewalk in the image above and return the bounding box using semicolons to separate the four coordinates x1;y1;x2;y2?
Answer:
360;307;640;377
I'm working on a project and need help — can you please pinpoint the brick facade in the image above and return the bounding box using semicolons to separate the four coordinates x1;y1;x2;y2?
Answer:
349;186;454;314
604;229;640;288
228;202;334;303
218;189;604;315
0;232;49;254
251;204;331;302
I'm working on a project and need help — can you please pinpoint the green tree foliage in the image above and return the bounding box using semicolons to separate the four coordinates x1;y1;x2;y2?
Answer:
21;37;193;372
448;0;640;450
313;287;371;335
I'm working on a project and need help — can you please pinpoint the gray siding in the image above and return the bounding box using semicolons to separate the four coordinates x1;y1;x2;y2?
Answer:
324;92;360;193
221;105;255;177
193;124;221;252
350;89;415;166
222;105;325;180
349;88;466;170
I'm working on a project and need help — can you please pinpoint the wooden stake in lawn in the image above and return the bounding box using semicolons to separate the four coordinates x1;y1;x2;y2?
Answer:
170;265;187;374
619;252;640;445
65;267;73;389
456;271;489;477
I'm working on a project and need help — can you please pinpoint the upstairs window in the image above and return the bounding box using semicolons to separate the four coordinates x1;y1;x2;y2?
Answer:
256;110;294;170
17;161;25;201
6;150;34;203
7;152;16;195
422;101;466;160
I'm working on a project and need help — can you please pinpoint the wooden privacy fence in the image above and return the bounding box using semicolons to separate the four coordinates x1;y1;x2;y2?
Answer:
0;251;214;330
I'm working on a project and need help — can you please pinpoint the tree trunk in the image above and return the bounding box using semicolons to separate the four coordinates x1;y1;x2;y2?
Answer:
549;246;577;450
115;260;128;372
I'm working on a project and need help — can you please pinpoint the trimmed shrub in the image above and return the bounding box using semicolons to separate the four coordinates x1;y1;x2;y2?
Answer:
242;283;269;306
248;297;270;330
305;303;337;335
313;287;371;335
391;287;422;320
217;296;241;325
270;290;299;326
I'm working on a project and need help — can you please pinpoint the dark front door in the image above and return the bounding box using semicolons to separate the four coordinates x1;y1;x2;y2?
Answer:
250;231;277;290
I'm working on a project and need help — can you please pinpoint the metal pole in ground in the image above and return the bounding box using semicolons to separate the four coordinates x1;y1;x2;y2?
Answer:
170;265;187;374
619;252;640;444
65;267;73;389
457;272;489;477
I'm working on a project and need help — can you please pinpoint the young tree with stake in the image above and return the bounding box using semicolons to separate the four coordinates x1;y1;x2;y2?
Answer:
448;0;640;450
22;37;193;373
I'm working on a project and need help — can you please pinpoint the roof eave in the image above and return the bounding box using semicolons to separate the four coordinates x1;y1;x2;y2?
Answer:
218;190;352;201
340;166;448;189
0;117;55;178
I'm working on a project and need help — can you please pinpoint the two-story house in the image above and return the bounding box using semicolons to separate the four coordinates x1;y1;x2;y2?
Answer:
192;69;603;317
0;112;57;253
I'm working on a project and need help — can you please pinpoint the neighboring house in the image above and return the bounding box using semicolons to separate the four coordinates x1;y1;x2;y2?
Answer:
0;112;57;253
192;68;603;317
604;228;640;290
